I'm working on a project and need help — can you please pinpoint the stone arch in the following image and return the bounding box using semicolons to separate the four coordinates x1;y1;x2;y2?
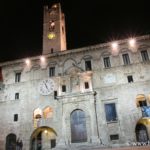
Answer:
63;58;77;74
70;109;87;143
30;126;57;150
5;133;16;150
63;105;91;143
135;120;149;142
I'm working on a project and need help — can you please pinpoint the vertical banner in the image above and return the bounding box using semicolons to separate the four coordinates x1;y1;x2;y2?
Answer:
142;106;150;117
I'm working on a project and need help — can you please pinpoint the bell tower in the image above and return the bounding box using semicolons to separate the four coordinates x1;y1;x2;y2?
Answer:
42;3;67;55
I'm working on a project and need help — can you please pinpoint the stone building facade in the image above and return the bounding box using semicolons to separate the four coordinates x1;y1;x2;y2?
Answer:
0;3;150;150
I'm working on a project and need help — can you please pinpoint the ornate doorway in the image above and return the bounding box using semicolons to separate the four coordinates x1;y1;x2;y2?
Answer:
30;126;57;150
136;124;149;142
6;133;16;150
70;109;87;143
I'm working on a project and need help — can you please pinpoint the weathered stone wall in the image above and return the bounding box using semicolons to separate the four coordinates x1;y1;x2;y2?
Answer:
0;36;150;149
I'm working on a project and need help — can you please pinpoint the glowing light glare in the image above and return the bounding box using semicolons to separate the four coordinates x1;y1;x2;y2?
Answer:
44;130;48;134
112;42;118;49
40;56;45;62
129;38;136;47
25;59;30;65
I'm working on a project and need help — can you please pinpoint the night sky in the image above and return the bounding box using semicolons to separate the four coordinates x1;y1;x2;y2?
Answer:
1;0;150;62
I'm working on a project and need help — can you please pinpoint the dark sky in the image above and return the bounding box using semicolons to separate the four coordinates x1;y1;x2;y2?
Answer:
1;0;150;62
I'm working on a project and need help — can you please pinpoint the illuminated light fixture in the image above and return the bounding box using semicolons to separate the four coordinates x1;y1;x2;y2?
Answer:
40;56;45;62
53;4;57;8
111;42;118;50
129;38;136;47
25;59;30;65
44;130;48;134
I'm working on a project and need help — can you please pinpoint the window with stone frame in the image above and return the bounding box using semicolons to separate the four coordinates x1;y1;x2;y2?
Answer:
105;103;117;122
62;85;66;92
122;53;130;65
49;67;55;77
141;50;149;62
15;72;21;82
14;114;18;121
15;93;19;100
127;75;133;83
84;82;89;89
110;134;119;140
54;91;57;99
85;60;92;71
103;57;111;68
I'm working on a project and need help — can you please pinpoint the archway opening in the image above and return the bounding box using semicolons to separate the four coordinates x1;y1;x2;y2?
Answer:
70;109;87;143
5;133;16;150
30;126;57;150
135;123;149;142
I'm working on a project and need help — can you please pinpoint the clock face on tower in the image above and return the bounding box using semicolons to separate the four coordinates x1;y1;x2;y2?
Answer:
38;79;55;95
47;32;56;40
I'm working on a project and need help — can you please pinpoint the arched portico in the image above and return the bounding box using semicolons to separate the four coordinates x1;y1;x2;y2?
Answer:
30;126;57;150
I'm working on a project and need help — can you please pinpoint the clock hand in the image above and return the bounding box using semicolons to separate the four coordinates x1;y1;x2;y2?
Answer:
44;82;49;90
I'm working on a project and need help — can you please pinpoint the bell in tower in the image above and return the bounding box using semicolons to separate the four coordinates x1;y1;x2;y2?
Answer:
42;3;67;55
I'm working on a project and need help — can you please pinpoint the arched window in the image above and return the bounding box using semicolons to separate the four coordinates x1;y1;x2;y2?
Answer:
34;108;42;119
43;107;53;119
33;108;42;128
136;94;147;107
70;109;87;143
136;124;149;142
6;133;16;150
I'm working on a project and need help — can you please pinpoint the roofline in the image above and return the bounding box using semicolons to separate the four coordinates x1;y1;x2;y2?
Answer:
0;34;150;67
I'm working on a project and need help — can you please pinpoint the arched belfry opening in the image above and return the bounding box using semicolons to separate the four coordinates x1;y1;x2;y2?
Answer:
70;109;87;143
30;126;57;150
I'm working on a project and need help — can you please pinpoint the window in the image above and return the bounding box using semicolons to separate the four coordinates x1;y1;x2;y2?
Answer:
103;57;111;68
15;93;19;100
49;67;55;77
15;72;21;82
54;91;57;99
14;114;18;122
62;85;66;92
51;48;54;53
85;60;92;71
105;103;117;122
141;50;149;62
110;134;119;140
62;26;64;34
122;53;130;65
84;82;89;89
127;75;133;83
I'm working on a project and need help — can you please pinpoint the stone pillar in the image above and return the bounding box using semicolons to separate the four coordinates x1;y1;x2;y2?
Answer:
56;100;67;148
90;94;100;144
